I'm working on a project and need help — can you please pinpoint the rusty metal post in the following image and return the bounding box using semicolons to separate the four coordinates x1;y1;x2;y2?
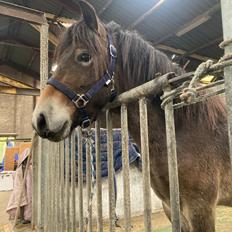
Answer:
39;23;49;89
106;110;116;232
139;98;152;232
95;120;103;232
36;22;49;231
78;127;84;231
221;0;232;166
164;87;181;232
121;104;131;231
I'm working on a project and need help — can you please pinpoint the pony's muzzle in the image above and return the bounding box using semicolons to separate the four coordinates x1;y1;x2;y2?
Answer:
32;111;69;140
32;98;72;141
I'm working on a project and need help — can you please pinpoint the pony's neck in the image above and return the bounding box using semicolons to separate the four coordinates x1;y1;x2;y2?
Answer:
107;21;182;93
107;22;227;139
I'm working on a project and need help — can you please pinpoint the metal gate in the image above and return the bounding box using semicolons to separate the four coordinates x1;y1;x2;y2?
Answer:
5;0;232;231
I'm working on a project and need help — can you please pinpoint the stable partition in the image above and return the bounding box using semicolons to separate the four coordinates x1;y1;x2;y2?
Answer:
31;71;181;232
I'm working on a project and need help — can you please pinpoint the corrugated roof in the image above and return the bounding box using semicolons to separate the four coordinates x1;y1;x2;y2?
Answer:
0;0;225;86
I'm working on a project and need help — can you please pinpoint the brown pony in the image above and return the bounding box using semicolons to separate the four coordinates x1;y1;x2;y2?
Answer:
32;1;232;231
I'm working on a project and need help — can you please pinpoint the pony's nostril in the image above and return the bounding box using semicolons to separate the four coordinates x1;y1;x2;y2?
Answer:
44;129;52;137
37;113;47;132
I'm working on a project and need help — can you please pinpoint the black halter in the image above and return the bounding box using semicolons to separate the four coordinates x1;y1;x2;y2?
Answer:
47;34;117;128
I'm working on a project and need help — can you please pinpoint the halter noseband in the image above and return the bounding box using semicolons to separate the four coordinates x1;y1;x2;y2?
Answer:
47;34;117;128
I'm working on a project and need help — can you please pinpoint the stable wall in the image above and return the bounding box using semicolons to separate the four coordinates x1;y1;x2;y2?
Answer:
0;94;34;138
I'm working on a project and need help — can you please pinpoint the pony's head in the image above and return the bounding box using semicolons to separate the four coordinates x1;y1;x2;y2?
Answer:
32;1;114;141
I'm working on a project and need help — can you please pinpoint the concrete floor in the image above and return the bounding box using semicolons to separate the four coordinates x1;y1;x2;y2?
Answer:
0;191;32;232
0;191;231;232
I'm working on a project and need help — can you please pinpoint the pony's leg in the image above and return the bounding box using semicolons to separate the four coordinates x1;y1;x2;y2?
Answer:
187;202;216;232
162;201;190;232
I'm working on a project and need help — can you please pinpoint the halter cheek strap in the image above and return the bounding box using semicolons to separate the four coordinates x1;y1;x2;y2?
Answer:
47;34;117;128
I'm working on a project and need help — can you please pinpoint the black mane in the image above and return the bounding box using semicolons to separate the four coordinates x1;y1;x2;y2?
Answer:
106;21;183;88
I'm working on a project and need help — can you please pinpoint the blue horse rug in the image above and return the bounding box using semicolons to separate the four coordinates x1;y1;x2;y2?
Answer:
71;129;141;180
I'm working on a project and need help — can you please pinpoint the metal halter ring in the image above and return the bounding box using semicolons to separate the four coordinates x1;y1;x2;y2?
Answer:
72;94;89;108
109;44;117;58
81;118;91;128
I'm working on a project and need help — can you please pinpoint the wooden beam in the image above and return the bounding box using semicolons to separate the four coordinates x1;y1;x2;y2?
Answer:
45;12;76;24
0;39;39;51
154;3;220;44
155;44;216;62
130;0;165;29
0;74;33;88
0;0;47;25
0;86;39;96
0;133;17;137
0;60;40;79
0;37;54;57
99;0;113;16
0;64;40;88
30;24;59;46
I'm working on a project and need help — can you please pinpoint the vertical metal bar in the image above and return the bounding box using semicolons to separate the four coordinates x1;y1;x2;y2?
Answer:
57;143;61;231
56;144;60;232
78;127;84;231
95;120;103;232
139;98;152;232
37;137;44;231
86;142;93;232
60;141;65;232
221;0;232;166
43;143;50;231
36;137;42;229
71;133;76;231
54;143;59;232
106;110;116;232
47;142;53;232
43;142;49;232
164;88;181;232
121;104;131;231
51;142;56;232
65;138;70;232
32;138;38;229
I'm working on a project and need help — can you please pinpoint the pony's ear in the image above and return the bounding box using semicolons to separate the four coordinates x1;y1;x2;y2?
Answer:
79;0;98;32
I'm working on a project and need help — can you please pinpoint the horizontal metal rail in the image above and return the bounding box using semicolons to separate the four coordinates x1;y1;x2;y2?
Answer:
104;72;172;109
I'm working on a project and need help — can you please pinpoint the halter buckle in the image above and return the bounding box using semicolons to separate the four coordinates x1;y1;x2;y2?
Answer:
72;94;89;108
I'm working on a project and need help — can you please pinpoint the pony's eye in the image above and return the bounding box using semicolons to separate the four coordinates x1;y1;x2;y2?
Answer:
77;52;91;63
